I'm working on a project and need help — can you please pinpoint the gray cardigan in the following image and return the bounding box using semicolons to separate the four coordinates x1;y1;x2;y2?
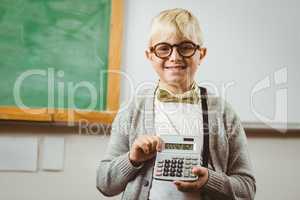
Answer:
96;87;256;200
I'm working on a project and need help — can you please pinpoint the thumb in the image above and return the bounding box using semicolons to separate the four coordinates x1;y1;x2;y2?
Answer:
192;166;206;176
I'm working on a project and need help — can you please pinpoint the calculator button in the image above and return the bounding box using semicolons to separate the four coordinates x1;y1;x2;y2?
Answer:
156;172;162;176
177;164;183;168
170;172;175;177
163;172;169;176
156;168;162;172
178;160;184;164
191;161;197;165
184;166;191;169
171;160;177;164
164;167;169;172
184;171;190;177
176;172;182;177
157;163;163;167
185;161;191;165
191;157;198;161
171;168;176;172
165;160;171;164
185;157;191;160
171;164;176;168
158;160;164;164
164;163;170;168
177;168;182;173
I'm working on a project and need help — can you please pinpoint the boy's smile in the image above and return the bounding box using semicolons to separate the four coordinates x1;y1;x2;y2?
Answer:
163;63;188;79
164;65;187;70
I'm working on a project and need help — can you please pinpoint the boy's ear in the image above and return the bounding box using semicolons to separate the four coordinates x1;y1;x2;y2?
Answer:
145;50;153;61
199;48;207;64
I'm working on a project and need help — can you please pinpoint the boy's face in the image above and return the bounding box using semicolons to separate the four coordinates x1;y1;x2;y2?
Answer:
146;35;206;89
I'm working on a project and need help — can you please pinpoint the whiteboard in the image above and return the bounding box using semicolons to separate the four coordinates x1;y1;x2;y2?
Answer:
121;0;299;129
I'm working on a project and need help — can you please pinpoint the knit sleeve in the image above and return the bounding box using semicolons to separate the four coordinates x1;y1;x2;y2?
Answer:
203;100;256;200
96;107;143;197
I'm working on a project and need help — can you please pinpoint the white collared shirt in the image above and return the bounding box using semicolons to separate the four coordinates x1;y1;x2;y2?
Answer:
148;85;204;200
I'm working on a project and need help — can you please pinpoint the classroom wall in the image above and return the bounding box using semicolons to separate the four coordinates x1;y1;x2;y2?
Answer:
0;124;300;200
0;0;299;199
120;0;299;125
0;124;120;200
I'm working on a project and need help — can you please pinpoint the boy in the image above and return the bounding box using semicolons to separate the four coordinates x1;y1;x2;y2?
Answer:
97;8;256;200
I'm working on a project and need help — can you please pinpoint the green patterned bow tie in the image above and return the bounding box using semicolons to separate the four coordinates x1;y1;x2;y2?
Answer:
157;88;200;104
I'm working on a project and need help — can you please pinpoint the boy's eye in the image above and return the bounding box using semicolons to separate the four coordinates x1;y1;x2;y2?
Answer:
178;43;195;55
155;44;172;57
179;44;194;51
156;45;171;52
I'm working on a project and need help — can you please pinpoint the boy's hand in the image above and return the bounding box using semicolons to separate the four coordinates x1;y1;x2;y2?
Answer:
173;166;209;192
129;135;163;166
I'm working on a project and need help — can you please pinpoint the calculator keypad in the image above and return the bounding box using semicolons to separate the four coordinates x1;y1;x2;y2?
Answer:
154;156;200;181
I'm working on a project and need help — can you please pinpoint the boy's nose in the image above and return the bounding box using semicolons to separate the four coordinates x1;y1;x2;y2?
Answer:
169;47;183;61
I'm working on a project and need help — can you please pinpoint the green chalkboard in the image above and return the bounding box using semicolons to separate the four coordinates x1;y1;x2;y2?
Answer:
0;0;111;111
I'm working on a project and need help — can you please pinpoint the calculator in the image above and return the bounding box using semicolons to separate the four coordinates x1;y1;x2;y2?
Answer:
153;135;202;181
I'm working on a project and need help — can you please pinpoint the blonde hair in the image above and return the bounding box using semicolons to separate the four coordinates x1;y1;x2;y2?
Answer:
148;8;204;46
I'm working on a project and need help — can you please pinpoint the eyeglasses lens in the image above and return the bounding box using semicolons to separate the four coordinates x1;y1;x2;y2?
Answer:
154;42;196;58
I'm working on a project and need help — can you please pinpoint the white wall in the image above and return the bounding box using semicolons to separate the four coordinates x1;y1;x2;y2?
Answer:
0;125;300;200
0;125;120;200
0;1;299;200
249;134;300;200
120;0;300;127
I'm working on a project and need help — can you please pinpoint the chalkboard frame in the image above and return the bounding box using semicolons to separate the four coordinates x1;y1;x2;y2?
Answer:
0;0;123;124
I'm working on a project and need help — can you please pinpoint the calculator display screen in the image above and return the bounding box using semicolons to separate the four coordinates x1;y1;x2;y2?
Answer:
165;143;193;150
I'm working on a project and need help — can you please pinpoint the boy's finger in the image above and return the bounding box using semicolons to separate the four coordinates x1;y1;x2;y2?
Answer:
136;139;150;154
134;140;147;153
155;136;163;151
143;141;152;154
146;136;157;152
192;166;206;176
173;181;197;192
142;136;152;152
151;140;158;152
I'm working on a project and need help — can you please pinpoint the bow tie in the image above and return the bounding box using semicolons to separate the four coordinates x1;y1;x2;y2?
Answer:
157;88;200;104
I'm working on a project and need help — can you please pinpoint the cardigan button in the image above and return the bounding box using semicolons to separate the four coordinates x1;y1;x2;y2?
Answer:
143;180;149;187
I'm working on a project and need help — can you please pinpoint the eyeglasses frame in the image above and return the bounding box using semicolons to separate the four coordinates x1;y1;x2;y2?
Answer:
149;41;201;59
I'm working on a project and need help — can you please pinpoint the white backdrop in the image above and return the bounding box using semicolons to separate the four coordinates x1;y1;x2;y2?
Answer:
120;0;299;129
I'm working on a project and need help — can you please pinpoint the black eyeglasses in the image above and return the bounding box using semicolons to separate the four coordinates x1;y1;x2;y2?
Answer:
150;41;201;59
